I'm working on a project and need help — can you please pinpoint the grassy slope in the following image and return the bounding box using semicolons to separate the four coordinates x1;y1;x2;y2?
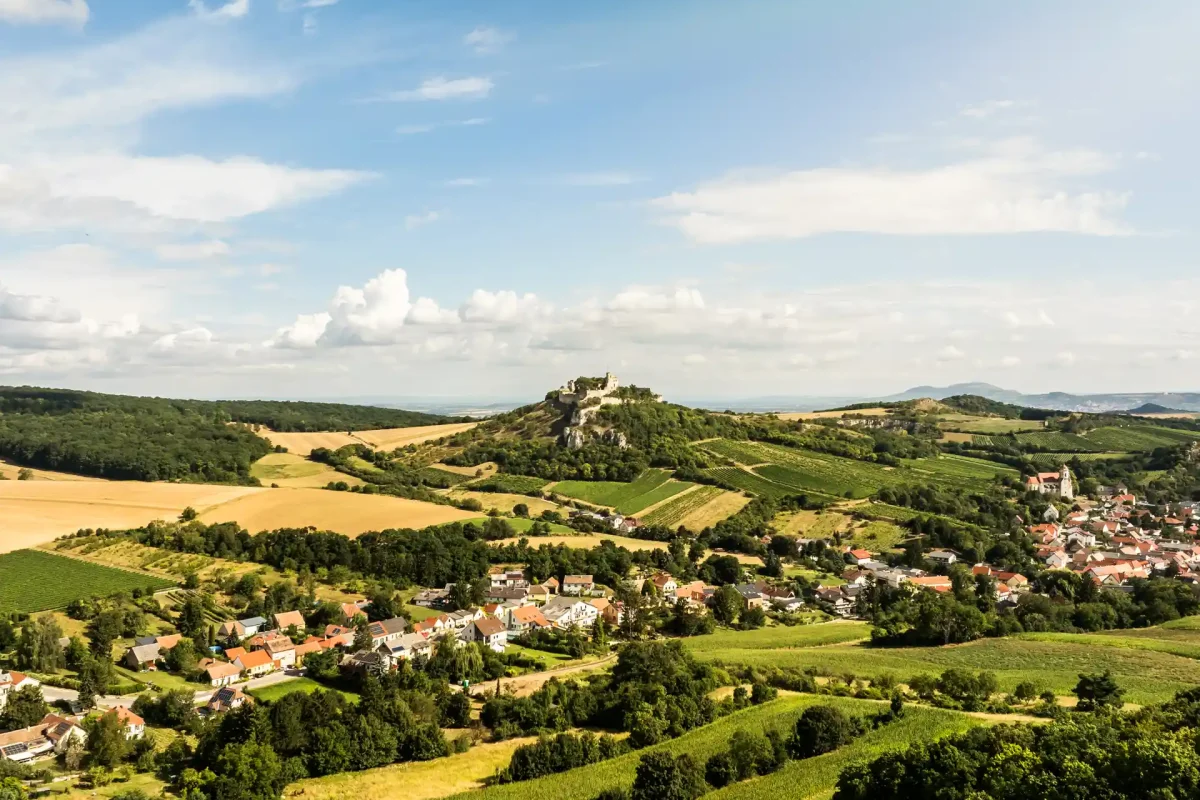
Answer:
450;696;975;800
551;470;694;515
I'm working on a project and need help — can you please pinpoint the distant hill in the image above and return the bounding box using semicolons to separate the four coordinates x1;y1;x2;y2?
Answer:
880;384;1200;414
1126;402;1189;415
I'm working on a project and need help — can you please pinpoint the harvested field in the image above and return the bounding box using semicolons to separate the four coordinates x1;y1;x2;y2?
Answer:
641;486;748;529
0;481;262;552
261;422;477;456
0;458;103;482
197;488;478;535
673;488;751;529
250;452;363;489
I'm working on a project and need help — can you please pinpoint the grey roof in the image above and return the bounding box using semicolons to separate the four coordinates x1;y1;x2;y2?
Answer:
368;617;408;637
134;636;158;646
239;616;268;627
128;643;161;663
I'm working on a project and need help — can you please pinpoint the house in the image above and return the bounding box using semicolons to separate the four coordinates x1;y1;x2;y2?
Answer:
412;589;450;608
234;649;275;678
273;611;307;633
447;609;482;630
735;584;765;609
542;577;560;594
927;550;958;566
207;686;249;714
463;617;508;653
293;639;327;665
528;585;554;603
771;596;805;612
108;707;145;740
340;602;368;625
490;570;529;589
367;617;409;646
541;596;599;629
217;620;246;641
0;714;85;763
341;650;390;677
263;637;297;670
204;661;242;688
650;574;678;595
841;570;870;587
154;634;182;651
238;617;268;637
815;588;854;617
224;646;248;663
323;625;355;648
123;643;161;671
908;576;954;593
487;586;531;604
379;633;433;661
1025;466;1075;499
0;671;39;711
560;575;595;596
849;549;873;566
507;605;551;635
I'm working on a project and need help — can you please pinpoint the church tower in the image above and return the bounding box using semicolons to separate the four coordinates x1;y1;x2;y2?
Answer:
1059;465;1074;500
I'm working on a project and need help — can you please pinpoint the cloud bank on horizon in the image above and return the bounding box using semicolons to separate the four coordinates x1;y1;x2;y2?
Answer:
0;0;1197;400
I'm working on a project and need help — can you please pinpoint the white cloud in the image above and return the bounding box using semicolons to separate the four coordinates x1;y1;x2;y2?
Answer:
382;77;493;102
561;172;642;187
0;154;371;231
960;99;1015;119
189;0;249;20
0;285;81;323
653;139;1131;243
464;26;512;55
938;345;966;361
460;289;546;324
682;353;707;366
405;210;440;230
608;287;705;312
397;117;490;136
0;0;87;25
154;240;230;261
268;312;330;348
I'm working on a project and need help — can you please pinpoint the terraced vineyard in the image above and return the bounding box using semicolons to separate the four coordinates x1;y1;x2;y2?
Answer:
1014;431;1107;452
551;469;694;515
704;466;796;498
701;439;1011;499
1083;424;1200;451
1028;452;1134;468
641;485;724;526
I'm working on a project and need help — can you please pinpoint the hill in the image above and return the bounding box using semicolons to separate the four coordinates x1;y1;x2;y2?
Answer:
0;386;460;482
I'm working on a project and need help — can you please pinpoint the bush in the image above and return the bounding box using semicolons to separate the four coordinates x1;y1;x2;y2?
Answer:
788;705;855;759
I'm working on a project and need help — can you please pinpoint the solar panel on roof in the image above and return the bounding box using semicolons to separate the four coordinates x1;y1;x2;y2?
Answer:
2;742;29;757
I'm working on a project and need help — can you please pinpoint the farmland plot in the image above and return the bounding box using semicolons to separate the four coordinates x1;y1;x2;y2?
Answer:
550;470;694;515
1014;431;1107;452
0;550;173;613
641;485;724;526
1083;425;1200;452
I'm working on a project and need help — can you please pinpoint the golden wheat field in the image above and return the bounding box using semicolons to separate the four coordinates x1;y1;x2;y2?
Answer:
492;533;668;552
445;489;561;516
260;422;477;456
0;458;103;482
0;481;262;552
197;487;479;534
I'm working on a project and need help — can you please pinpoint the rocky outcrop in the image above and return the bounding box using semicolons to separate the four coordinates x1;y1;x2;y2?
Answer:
602;429;629;449
561;427;586;450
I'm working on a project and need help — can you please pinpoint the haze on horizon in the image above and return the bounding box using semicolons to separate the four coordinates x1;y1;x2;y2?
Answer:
1;0;1198;401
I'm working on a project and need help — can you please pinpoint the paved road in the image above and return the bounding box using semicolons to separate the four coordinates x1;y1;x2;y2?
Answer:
38;670;302;710
467;653;618;699
193;670;300;704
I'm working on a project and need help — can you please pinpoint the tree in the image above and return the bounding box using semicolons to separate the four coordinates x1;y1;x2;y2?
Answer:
87;711;132;768
711;585;742;625
165;639;198;674
788;705;854;759
0;685;49;731
1074;670;1124;711
631;752;707;800
513;503;530;518
209;741;284;800
15;616;64;673
16;468;32;481
87;609;125;659
0;616;16;653
177;597;207;640
0;777;28;800
179;506;199;522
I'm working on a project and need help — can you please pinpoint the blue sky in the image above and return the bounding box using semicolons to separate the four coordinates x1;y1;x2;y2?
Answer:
0;0;1197;401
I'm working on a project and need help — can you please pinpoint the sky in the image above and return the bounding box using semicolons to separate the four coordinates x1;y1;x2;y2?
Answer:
1;0;1198;403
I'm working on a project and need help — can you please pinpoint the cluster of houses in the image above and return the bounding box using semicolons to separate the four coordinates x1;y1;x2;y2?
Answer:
568;509;642;535
1029;494;1200;587
0;704;144;764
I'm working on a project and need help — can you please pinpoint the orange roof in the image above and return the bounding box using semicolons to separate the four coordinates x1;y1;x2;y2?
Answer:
155;634;182;651
274;611;307;630
510;606;548;626
235;650;272;669
294;640;326;656
206;662;241;680
849;549;871;559
341;602;365;619
110;706;144;727
224;647;247;662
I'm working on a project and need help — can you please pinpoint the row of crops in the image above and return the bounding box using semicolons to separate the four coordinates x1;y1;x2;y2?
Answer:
641;485;725;526
550;469;694;515
1013;425;1200;453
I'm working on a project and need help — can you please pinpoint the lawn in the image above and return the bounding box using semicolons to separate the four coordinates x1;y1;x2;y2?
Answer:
550;470;695;515
49;771;170;800
691;636;1200;704
114;665;204;694
0;550;173;614
450;696;975;800
505;643;579;670
248;677;359;703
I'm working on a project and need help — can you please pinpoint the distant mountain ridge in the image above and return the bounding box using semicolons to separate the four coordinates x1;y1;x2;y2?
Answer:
879;384;1200;413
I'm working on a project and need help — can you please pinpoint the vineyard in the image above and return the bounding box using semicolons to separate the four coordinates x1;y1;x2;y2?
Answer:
1082;425;1200;452
0;549;173;614
641;485;724;526
468;474;550;495
550;469;694;515
1028;452;1134;468
937;415;1045;434
1014;431;1107;452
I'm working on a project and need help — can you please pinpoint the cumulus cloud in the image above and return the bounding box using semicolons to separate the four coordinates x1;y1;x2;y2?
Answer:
608;287;705;312
0;0;86;25
653;138;1131;243
189;0;249;20
464;26;512;55
0;285;81;323
461;289;546;324
381;77;493;102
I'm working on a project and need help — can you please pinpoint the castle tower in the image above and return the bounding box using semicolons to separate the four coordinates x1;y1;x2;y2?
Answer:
1059;465;1074;500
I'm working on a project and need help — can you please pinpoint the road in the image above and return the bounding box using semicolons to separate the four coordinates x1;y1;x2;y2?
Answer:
38;670;303;710
468;653;618;699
